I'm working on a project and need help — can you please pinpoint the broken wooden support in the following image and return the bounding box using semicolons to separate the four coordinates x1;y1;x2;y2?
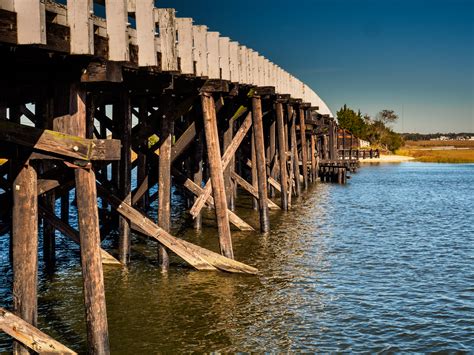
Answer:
200;93;234;259
0;307;76;354
97;185;258;274
251;96;270;233
12;161;38;355
0;120;121;161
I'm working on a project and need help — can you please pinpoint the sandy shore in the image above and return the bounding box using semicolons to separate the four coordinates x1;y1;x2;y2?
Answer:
359;154;415;163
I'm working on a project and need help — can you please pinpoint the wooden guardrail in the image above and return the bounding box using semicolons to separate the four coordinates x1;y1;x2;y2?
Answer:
0;0;332;116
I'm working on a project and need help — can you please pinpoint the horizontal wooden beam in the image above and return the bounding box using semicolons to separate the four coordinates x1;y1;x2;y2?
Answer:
0;120;121;161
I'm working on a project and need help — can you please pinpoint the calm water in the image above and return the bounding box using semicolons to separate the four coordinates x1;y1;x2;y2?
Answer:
1;162;473;352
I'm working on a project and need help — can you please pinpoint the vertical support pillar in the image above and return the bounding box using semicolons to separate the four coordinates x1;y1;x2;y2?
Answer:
310;131;317;183
201;93;234;258
288;104;301;197
329;119;336;160
252;96;270;233
136;98;149;210
250;129;258;210
299;107;308;189
12;161;38;355
68;84;110;354
268;116;276;197
118;91;132;265
223;117;235;211
193;130;204;230
275;101;288;210
158;114;172;270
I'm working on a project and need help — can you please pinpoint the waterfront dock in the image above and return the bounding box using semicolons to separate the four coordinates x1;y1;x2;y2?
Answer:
0;1;362;353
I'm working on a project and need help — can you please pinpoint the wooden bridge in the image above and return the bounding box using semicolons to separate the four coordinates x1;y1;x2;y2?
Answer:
0;0;359;353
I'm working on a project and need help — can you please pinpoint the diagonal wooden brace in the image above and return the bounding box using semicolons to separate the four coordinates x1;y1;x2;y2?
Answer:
190;111;252;218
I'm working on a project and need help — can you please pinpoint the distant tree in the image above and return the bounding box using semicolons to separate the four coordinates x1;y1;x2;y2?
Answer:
376;109;398;125
336;104;366;138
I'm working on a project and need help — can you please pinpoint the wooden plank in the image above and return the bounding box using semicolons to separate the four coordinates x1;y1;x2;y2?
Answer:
193;25;208;77
105;0;129;61
97;185;258;274
239;45;248;84
135;0;157;66
67;0;93;55
0;120;121;161
219;37;231;81
229;41;240;83
176;18;193;74
13;0;46;44
156;8;178;71
206;31;220;79
12;161;38;354
38;205;121;266
190;111;251;218
200;93;233;258
231;172;280;210
0;307;76;354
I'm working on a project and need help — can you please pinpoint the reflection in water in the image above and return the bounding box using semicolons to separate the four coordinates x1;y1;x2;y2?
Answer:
1;163;473;352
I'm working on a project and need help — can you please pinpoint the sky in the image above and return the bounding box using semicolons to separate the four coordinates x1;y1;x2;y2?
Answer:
157;0;473;134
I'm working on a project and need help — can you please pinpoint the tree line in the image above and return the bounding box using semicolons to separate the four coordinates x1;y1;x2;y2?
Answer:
336;105;404;152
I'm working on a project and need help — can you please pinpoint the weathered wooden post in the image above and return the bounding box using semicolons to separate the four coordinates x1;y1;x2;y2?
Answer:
67;84;110;354
275;101;288;210
12;161;38;355
252;95;270;233
299;106;309;189
223;116;235;211
201;93;234;258
158;112;173;270
193;130;204;230
136;98;149;210
118;90;132;265
288;104;301;197
250;129;258;210
310;129;317;183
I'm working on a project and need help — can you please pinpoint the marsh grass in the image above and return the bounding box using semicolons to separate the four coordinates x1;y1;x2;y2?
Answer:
398;140;474;163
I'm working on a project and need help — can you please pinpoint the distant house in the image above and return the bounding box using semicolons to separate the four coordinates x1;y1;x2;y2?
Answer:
359;139;370;148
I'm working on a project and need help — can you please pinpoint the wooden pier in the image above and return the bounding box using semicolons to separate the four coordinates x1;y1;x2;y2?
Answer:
0;1;360;353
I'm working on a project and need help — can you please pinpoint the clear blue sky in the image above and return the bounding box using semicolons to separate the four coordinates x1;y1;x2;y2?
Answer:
158;0;473;133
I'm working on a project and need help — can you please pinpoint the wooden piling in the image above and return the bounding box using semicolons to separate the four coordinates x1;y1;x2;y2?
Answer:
12;161;38;355
299;107;309;189
275;102;288;210
66;84;110;355
201;93;234;259
118;91;132;265
288;104;301;197
158;112;173;270
252;96;270;233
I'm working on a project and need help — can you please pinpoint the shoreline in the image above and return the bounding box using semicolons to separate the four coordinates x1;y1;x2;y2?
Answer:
359;154;415;163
